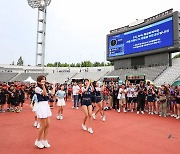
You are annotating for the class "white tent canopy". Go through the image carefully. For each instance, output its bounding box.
[24,76,36,83]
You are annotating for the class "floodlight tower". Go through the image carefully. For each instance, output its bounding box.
[27,0,51,69]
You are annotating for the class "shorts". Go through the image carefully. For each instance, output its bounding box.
[91,95,96,103]
[171,100,176,104]
[0,100,6,105]
[177,98,180,104]
[119,98,126,105]
[127,97,133,104]
[96,96,102,103]
[12,101,20,107]
[57,98,66,106]
[147,96,155,102]
[103,96,108,101]
[82,98,92,106]
[133,97,137,103]
[19,99,25,104]
[7,99,13,105]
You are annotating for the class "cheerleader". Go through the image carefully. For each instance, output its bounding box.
[34,76,55,149]
[176,85,180,120]
[81,79,93,134]
[170,86,177,118]
[55,85,66,120]
[92,81,106,122]
[31,93,40,129]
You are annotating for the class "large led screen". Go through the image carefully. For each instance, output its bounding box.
[108,17,173,57]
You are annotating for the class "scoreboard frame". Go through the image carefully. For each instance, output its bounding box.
[106,11,180,61]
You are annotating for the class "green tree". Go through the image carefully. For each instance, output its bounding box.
[47,63,54,67]
[173,53,180,59]
[81,61,93,67]
[17,56,24,66]
[70,63,75,67]
[100,62,104,66]
[76,63,81,67]
[93,62,101,67]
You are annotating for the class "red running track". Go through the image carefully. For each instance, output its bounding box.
[0,100,180,154]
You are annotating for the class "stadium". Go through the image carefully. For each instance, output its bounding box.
[0,1,180,154]
[0,9,180,85]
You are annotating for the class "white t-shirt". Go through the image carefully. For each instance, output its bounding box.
[73,85,80,95]
[119,88,127,99]
[95,87,101,92]
[133,88,138,97]
[35,87,50,95]
[127,87,133,98]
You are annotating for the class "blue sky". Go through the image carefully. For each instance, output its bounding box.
[0,0,179,66]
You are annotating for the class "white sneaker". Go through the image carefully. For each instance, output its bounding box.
[82,124,87,131]
[37,123,40,129]
[102,116,106,122]
[137,111,139,115]
[35,140,44,149]
[92,113,96,120]
[76,107,79,110]
[72,106,75,109]
[34,121,37,127]
[151,112,154,115]
[41,140,51,148]
[60,115,63,120]
[148,112,151,115]
[171,114,174,117]
[56,115,60,120]
[117,109,120,113]
[141,111,144,114]
[88,128,93,134]
[123,108,127,113]
[174,115,177,118]
[176,116,180,120]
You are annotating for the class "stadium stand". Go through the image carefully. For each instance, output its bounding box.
[153,58,180,86]
[0,58,179,85]
[72,71,109,81]
[11,73,48,82]
[106,65,167,81]
[46,73,77,83]
[0,73,18,82]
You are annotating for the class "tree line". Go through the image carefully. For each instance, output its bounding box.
[46,61,114,67]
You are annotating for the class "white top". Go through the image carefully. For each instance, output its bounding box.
[73,85,80,95]
[119,88,127,99]
[95,87,101,92]
[35,87,43,94]
[133,88,138,97]
[127,87,133,97]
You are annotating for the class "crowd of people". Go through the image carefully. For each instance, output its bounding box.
[67,80,180,119]
[0,77,180,149]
